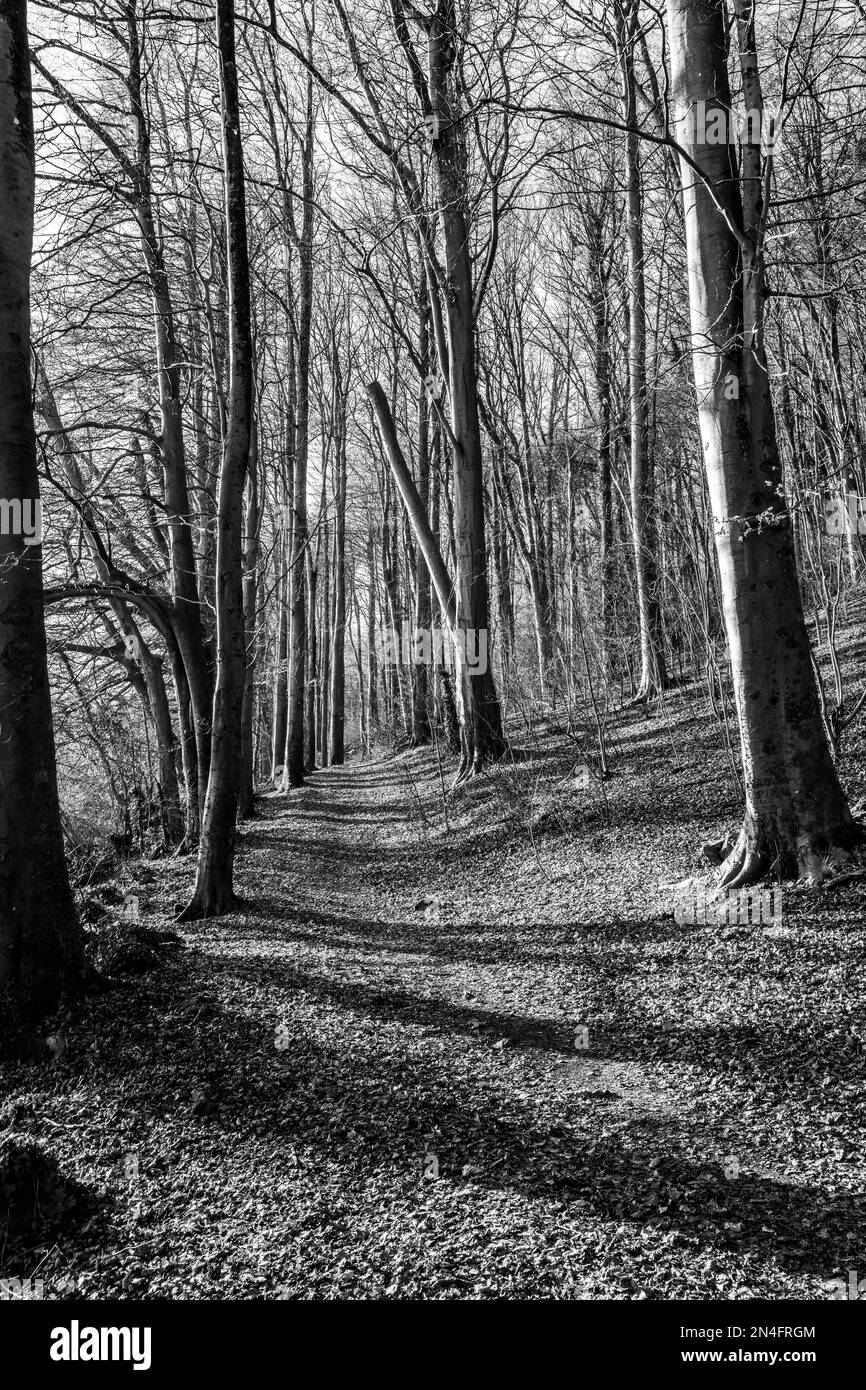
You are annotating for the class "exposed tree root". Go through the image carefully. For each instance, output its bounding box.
[701,831,737,865]
[822,869,866,892]
[626,673,670,708]
[279,774,305,793]
[702,817,866,892]
[717,831,768,890]
[175,889,243,923]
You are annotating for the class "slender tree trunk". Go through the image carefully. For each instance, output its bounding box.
[283,74,314,789]
[319,492,331,764]
[667,0,864,882]
[366,529,379,735]
[382,510,408,732]
[412,273,432,743]
[271,521,289,780]
[239,424,259,819]
[618,0,667,701]
[168,636,199,841]
[351,569,367,753]
[329,416,347,763]
[587,204,615,669]
[0,0,83,1041]
[125,2,213,807]
[305,545,318,770]
[490,467,514,674]
[179,0,252,917]
[429,424,460,751]
[137,633,185,846]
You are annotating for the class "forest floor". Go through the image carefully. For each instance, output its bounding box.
[2,667,866,1300]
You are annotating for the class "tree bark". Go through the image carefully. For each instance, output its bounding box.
[238,423,259,819]
[179,0,252,917]
[282,72,315,789]
[428,0,505,773]
[617,0,667,701]
[366,528,379,736]
[329,400,347,764]
[0,0,83,1042]
[667,0,864,882]
[125,2,213,807]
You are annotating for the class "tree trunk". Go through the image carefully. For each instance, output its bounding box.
[271,520,289,781]
[282,73,314,789]
[36,369,185,846]
[319,491,331,764]
[412,273,432,743]
[667,0,864,882]
[179,0,252,917]
[381,509,408,733]
[618,0,667,701]
[305,550,318,771]
[366,529,379,735]
[490,467,514,674]
[329,414,347,764]
[0,0,83,1041]
[428,1,505,773]
[586,201,615,671]
[239,423,259,819]
[125,2,213,807]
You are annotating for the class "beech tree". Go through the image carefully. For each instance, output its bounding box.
[180,0,253,917]
[666,0,865,882]
[0,0,82,1039]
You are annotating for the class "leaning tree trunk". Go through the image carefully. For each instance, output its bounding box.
[667,0,864,883]
[0,0,83,1042]
[179,0,252,918]
[36,371,186,845]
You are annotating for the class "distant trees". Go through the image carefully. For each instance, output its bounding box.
[0,0,859,939]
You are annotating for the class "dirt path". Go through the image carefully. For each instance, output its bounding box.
[3,740,864,1300]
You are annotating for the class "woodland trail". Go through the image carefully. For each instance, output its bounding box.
[4,741,865,1299]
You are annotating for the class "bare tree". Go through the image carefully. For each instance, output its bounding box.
[0,0,82,1042]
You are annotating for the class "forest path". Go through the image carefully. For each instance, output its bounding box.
[7,742,862,1299]
[246,754,678,1132]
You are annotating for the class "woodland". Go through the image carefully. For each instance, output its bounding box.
[0,0,864,1302]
